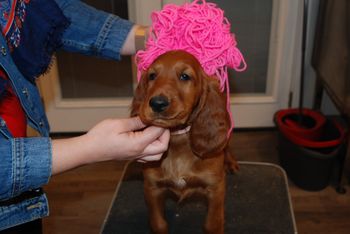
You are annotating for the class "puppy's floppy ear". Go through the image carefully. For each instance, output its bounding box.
[130,73,148,117]
[189,75,230,158]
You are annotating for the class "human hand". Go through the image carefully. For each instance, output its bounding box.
[121,25,150,55]
[84,116,170,163]
[51,117,169,175]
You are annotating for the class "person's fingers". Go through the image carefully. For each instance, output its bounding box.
[118,116,146,132]
[135,126,168,147]
[140,129,170,156]
[158,129,170,145]
[137,153,163,163]
[135,130,170,162]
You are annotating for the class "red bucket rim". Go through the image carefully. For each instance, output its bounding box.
[277,120,346,148]
[275,108,326,134]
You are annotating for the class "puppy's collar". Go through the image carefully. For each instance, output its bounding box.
[171,125,191,136]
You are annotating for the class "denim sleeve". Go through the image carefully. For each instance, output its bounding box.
[55,0,134,60]
[0,138,52,201]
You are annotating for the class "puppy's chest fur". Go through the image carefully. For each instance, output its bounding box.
[156,134,221,194]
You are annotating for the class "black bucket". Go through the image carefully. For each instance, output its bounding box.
[275,110,347,191]
[278,130,345,191]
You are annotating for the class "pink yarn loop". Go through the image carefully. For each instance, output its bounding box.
[136,0,247,135]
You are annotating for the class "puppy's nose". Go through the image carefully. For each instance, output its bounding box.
[149,95,169,113]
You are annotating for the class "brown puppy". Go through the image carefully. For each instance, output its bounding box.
[131,50,238,234]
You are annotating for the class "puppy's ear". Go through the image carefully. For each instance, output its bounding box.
[130,74,147,117]
[189,76,230,158]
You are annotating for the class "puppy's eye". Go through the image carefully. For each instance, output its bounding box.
[149,73,157,81]
[180,73,191,81]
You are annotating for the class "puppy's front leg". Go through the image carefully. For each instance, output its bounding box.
[204,178,225,234]
[144,185,168,234]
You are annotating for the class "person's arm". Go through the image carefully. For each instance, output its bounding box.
[0,117,169,200]
[0,138,51,201]
[51,117,170,175]
[54,0,147,59]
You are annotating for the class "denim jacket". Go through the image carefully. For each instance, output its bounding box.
[0,0,133,230]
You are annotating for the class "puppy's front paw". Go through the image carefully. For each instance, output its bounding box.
[225,158,239,174]
[224,150,239,174]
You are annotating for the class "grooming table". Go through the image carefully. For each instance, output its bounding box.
[101,162,297,234]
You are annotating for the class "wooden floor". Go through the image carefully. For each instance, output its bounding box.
[43,130,350,234]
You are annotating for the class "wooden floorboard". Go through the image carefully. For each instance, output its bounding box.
[43,130,350,234]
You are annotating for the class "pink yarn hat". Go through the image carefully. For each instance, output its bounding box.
[136,0,247,134]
